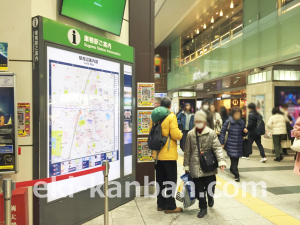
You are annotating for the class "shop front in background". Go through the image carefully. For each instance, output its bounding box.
[172,91,197,114]
[213,90,247,120]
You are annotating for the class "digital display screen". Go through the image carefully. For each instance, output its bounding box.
[275,87,300,125]
[124,65,132,176]
[61,0,126,35]
[47,46,120,201]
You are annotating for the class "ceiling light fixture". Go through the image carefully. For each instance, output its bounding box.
[226,15,229,18]
[196,29,200,34]
[220,9,223,17]
[204,23,207,29]
[211,16,214,23]
[230,0,234,8]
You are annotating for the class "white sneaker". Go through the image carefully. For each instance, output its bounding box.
[241,156,246,159]
[246,157,249,160]
[260,157,267,163]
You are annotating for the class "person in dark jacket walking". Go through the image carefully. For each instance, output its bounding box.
[200,99,214,129]
[219,107,248,182]
[245,103,267,162]
[220,106,229,126]
[177,103,194,151]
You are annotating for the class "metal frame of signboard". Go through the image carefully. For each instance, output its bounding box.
[0,72,18,175]
[32,16,136,225]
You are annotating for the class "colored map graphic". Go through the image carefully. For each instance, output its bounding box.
[50,62,119,164]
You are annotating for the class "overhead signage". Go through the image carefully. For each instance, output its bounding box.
[137,83,155,107]
[0,43,8,71]
[154,93,167,98]
[193,70,210,81]
[222,94,231,99]
[41,17,134,63]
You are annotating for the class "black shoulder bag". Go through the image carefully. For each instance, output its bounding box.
[196,129,218,173]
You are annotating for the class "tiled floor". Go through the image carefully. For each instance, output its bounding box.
[83,149,300,225]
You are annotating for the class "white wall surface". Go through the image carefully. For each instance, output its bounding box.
[0,0,130,224]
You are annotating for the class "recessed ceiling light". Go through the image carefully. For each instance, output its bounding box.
[226,15,229,18]
[226,86,229,87]
[216,12,218,14]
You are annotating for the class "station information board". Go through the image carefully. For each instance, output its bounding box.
[47,46,120,178]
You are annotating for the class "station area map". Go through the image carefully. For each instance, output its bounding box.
[48,59,120,177]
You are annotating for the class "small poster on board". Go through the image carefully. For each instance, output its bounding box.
[17,102,31,137]
[137,83,155,107]
[252,95,265,121]
[138,138,154,162]
[0,43,8,71]
[137,110,152,135]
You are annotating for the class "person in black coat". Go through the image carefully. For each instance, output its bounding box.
[220,106,229,126]
[219,107,248,182]
[246,103,267,162]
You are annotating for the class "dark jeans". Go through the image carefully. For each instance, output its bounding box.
[230,157,240,179]
[193,175,216,209]
[273,134,285,158]
[155,160,177,210]
[248,135,266,158]
[180,130,189,151]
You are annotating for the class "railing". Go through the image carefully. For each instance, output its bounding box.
[180,23,243,66]
[1,161,110,225]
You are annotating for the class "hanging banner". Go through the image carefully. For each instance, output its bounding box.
[137,110,152,135]
[138,138,154,162]
[0,43,8,71]
[137,83,155,107]
[17,103,31,138]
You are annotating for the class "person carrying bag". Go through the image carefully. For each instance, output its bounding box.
[183,110,226,219]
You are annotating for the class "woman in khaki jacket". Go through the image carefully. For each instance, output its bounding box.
[184,110,226,218]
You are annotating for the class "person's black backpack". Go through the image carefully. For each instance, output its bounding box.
[255,114,265,135]
[148,113,170,164]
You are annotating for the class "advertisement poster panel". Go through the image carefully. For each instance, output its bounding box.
[0,75,16,172]
[0,43,8,71]
[137,110,152,135]
[138,138,154,162]
[252,95,266,121]
[17,102,31,137]
[137,83,154,107]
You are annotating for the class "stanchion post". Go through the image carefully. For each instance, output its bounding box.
[102,160,110,225]
[2,178,13,225]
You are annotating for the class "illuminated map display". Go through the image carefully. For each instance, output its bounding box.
[47,46,120,179]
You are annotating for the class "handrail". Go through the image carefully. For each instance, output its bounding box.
[180,23,243,66]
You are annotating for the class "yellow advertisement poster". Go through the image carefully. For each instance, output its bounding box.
[137,83,155,107]
[138,138,154,162]
[137,110,152,135]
